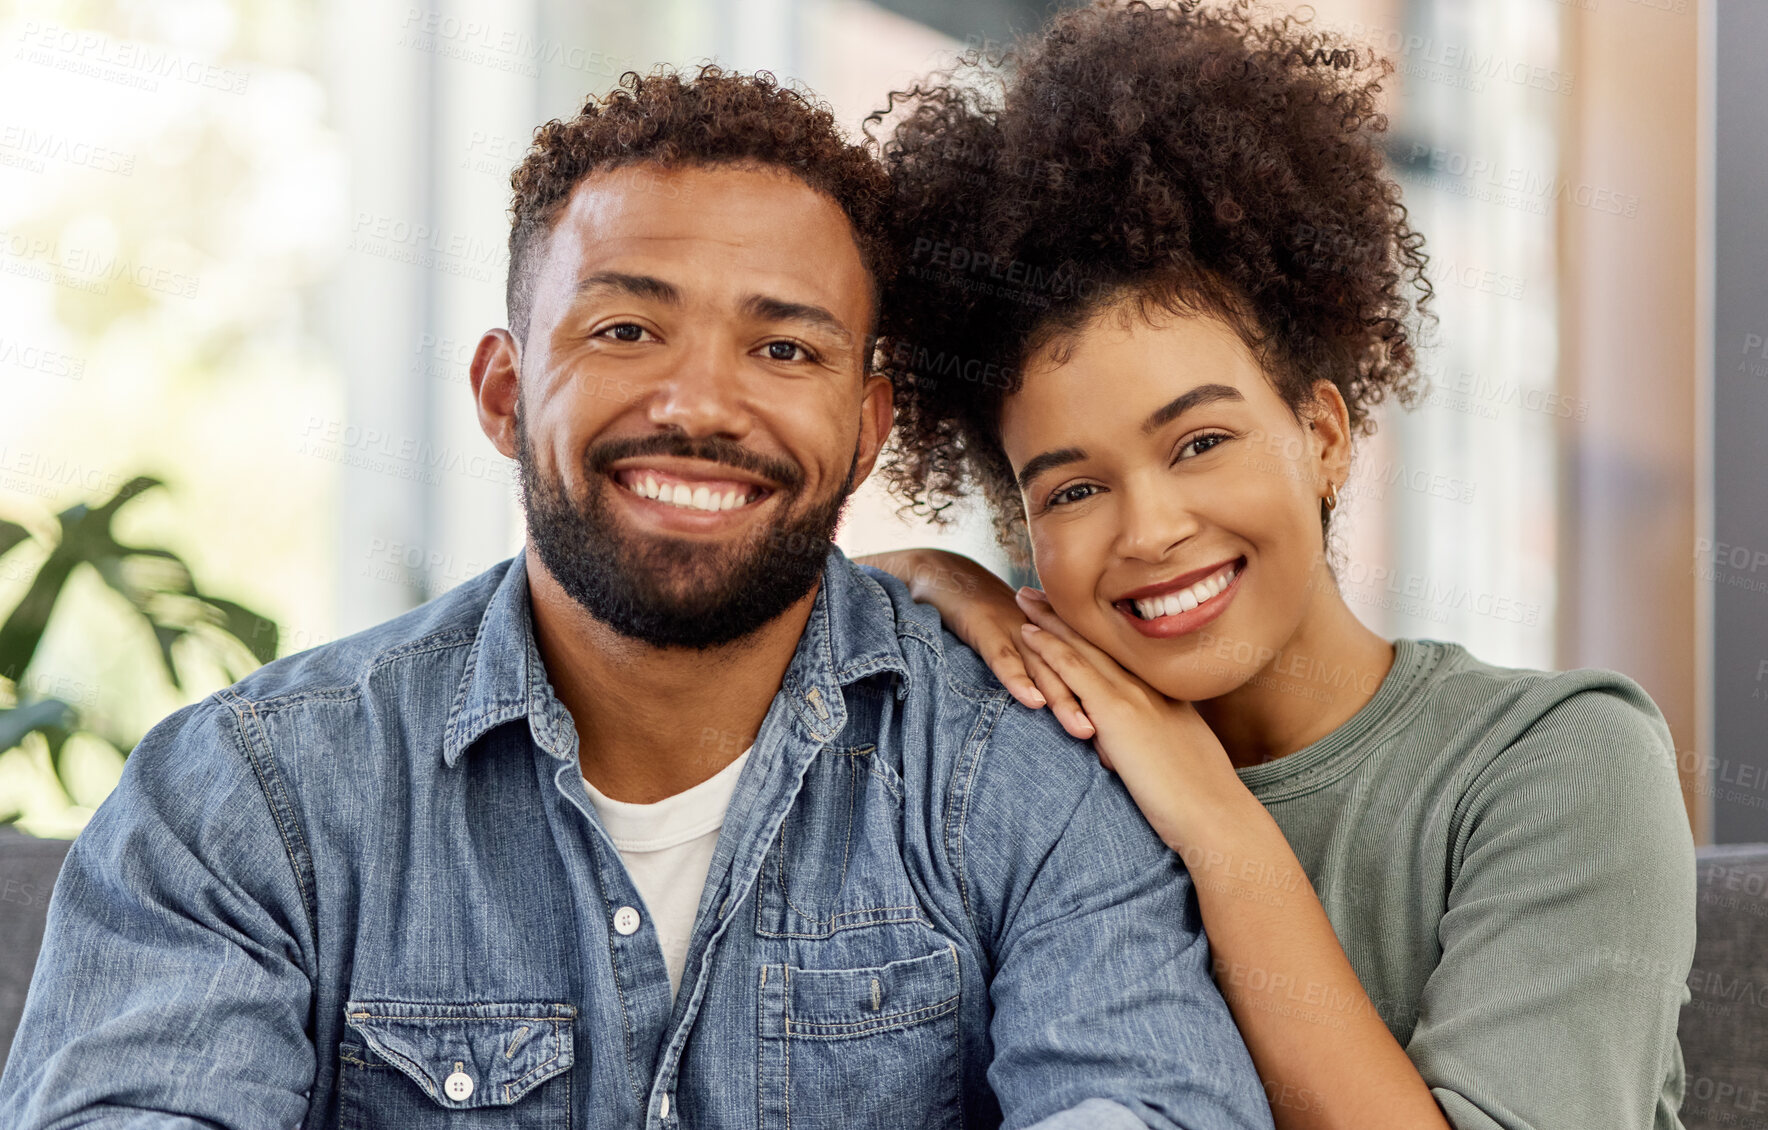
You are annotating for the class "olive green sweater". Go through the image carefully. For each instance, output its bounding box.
[1234,638,1696,1130]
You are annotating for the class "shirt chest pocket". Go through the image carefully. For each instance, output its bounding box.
[754,743,930,938]
[337,1001,575,1129]
[757,944,963,1130]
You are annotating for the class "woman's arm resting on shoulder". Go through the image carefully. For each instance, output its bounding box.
[854,547,1096,736]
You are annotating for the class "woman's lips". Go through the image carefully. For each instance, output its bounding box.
[1113,557,1244,639]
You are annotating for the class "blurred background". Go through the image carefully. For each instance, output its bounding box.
[0,0,1757,845]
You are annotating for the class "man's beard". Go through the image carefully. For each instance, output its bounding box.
[515,411,859,650]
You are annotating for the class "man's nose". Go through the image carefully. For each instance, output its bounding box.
[645,338,754,439]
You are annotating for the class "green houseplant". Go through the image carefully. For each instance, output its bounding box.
[0,476,278,830]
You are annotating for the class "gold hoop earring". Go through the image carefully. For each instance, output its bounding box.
[1324,482,1339,511]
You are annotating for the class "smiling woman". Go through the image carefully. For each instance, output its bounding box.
[999,312,1350,694]
[858,2,1698,1128]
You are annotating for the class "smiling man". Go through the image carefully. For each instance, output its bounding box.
[0,68,1271,1130]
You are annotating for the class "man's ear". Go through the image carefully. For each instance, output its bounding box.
[1305,378,1354,487]
[848,372,896,487]
[472,329,521,459]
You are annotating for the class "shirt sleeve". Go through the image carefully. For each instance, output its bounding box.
[958,699,1275,1130]
[0,696,317,1128]
[1405,680,1697,1130]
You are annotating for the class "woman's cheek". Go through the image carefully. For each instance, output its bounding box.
[1028,517,1094,602]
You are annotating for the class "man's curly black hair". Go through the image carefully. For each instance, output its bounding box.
[507,65,895,346]
[868,0,1433,556]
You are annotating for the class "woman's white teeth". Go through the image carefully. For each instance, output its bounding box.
[1131,562,1238,620]
[626,474,750,512]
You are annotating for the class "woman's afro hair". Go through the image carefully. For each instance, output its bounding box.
[868,0,1433,554]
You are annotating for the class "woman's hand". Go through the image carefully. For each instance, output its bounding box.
[1013,587,1253,850]
[853,549,1094,737]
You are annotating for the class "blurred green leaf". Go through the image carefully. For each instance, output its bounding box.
[203,597,279,666]
[0,476,279,827]
[0,520,31,561]
[0,545,79,683]
[0,699,77,751]
[0,698,78,825]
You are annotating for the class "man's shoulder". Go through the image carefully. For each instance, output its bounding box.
[850,561,996,702]
[222,557,514,712]
[850,560,1109,796]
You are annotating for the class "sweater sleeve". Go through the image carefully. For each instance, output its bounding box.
[1404,679,1696,1130]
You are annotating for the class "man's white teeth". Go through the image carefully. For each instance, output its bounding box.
[1132,562,1238,620]
[625,474,751,512]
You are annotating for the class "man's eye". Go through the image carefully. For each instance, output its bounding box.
[599,323,649,343]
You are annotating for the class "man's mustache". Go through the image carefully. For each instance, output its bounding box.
[584,432,806,493]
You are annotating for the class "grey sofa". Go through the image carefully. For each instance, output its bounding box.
[1679,843,1768,1130]
[1,831,1765,1122]
[0,828,73,1067]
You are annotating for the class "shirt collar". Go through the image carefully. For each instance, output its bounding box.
[442,543,914,767]
[442,547,572,767]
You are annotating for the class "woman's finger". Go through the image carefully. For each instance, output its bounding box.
[1017,588,1162,700]
[1016,634,1092,738]
[1020,622,1121,723]
[951,604,1044,709]
[986,637,1046,709]
[1014,588,1125,677]
[1017,634,1075,712]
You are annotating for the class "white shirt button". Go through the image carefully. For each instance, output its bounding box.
[613,905,642,935]
[443,1070,474,1101]
[660,1092,671,1118]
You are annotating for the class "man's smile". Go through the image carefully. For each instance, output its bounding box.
[611,458,775,507]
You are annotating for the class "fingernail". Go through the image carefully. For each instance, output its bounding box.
[1026,690,1047,707]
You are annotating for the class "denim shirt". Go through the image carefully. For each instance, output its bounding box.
[1,547,1271,1130]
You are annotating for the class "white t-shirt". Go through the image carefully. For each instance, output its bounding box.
[580,747,751,1006]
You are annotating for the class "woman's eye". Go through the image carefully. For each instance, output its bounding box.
[599,323,651,343]
[1176,432,1230,460]
[764,340,811,362]
[1047,483,1099,508]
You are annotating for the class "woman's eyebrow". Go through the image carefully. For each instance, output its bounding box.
[1016,383,1247,492]
[1017,447,1087,492]
[1140,383,1244,434]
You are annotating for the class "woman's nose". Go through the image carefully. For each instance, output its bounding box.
[1113,479,1199,562]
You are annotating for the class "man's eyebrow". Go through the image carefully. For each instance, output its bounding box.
[572,271,682,304]
[1017,447,1088,493]
[1141,383,1244,434]
[739,293,850,340]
